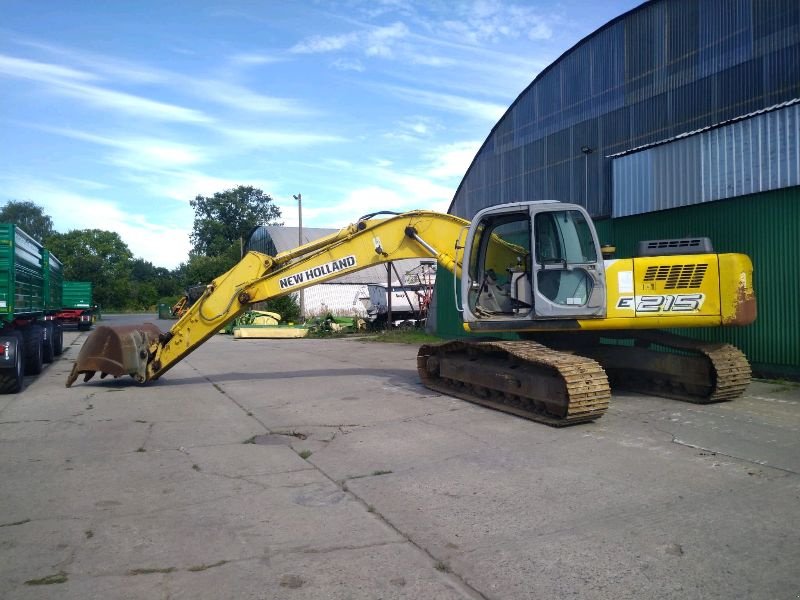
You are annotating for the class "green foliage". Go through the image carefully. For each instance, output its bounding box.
[261,295,301,323]
[46,229,135,310]
[184,243,241,286]
[129,258,183,309]
[362,329,443,344]
[0,200,55,243]
[189,185,281,256]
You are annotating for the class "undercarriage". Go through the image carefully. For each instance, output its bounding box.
[417,331,750,426]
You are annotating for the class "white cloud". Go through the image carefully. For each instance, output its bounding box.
[426,140,482,178]
[186,80,312,115]
[34,126,209,171]
[1,180,192,268]
[0,56,213,124]
[331,58,365,72]
[442,1,553,44]
[365,22,409,57]
[154,173,275,205]
[56,81,212,123]
[0,54,97,82]
[220,127,346,148]
[290,22,409,61]
[228,52,281,66]
[13,40,169,84]
[407,53,456,67]
[382,84,506,121]
[290,32,359,54]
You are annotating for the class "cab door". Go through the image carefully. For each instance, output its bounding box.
[531,206,606,318]
[460,202,606,324]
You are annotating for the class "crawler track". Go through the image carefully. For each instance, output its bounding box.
[417,340,610,426]
[577,331,752,404]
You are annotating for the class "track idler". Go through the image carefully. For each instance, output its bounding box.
[66,323,163,387]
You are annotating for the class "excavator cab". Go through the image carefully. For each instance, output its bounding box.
[461,201,606,328]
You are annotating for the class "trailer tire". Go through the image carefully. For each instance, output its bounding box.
[53,323,64,356]
[42,322,55,363]
[0,332,25,393]
[23,325,44,376]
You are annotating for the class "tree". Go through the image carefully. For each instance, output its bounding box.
[184,244,241,286]
[190,185,282,257]
[0,200,55,243]
[130,258,183,308]
[46,230,134,310]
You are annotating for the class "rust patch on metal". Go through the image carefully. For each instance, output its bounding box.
[724,284,757,326]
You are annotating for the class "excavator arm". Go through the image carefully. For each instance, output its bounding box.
[66,211,468,387]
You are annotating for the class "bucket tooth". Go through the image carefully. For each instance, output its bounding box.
[66,324,163,388]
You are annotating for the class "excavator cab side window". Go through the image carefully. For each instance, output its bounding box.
[467,212,532,317]
[533,210,600,310]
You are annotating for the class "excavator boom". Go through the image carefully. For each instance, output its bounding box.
[67,211,468,386]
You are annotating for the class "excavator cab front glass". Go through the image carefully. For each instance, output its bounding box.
[534,210,596,306]
[468,212,532,316]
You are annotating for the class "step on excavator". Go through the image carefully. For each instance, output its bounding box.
[66,201,756,426]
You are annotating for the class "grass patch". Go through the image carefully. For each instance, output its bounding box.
[25,572,68,585]
[362,329,443,345]
[298,449,312,460]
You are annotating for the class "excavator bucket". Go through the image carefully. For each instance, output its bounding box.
[66,323,163,387]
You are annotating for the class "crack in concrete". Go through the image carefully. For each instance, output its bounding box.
[183,358,489,600]
[654,423,799,476]
[0,518,31,528]
[279,539,406,557]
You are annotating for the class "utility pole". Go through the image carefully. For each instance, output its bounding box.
[293,193,304,320]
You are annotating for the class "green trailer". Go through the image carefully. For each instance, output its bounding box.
[0,224,65,392]
[57,281,95,330]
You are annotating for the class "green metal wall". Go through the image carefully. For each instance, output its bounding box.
[434,187,800,378]
[594,186,799,378]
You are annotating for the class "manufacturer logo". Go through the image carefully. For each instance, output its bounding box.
[278,256,357,290]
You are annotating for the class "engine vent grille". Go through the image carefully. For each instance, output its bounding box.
[643,264,709,289]
[636,237,713,256]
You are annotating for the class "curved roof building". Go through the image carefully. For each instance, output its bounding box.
[450,0,800,220]
[439,0,800,377]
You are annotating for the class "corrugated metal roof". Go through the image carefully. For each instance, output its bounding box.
[612,100,800,217]
[608,98,800,158]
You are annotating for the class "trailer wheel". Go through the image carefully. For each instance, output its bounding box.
[42,322,55,363]
[53,323,64,356]
[23,325,44,376]
[0,332,25,393]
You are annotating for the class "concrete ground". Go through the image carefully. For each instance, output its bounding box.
[0,316,798,599]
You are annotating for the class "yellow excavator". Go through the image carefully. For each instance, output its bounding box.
[66,201,756,426]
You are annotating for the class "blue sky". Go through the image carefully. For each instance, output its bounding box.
[0,0,641,268]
